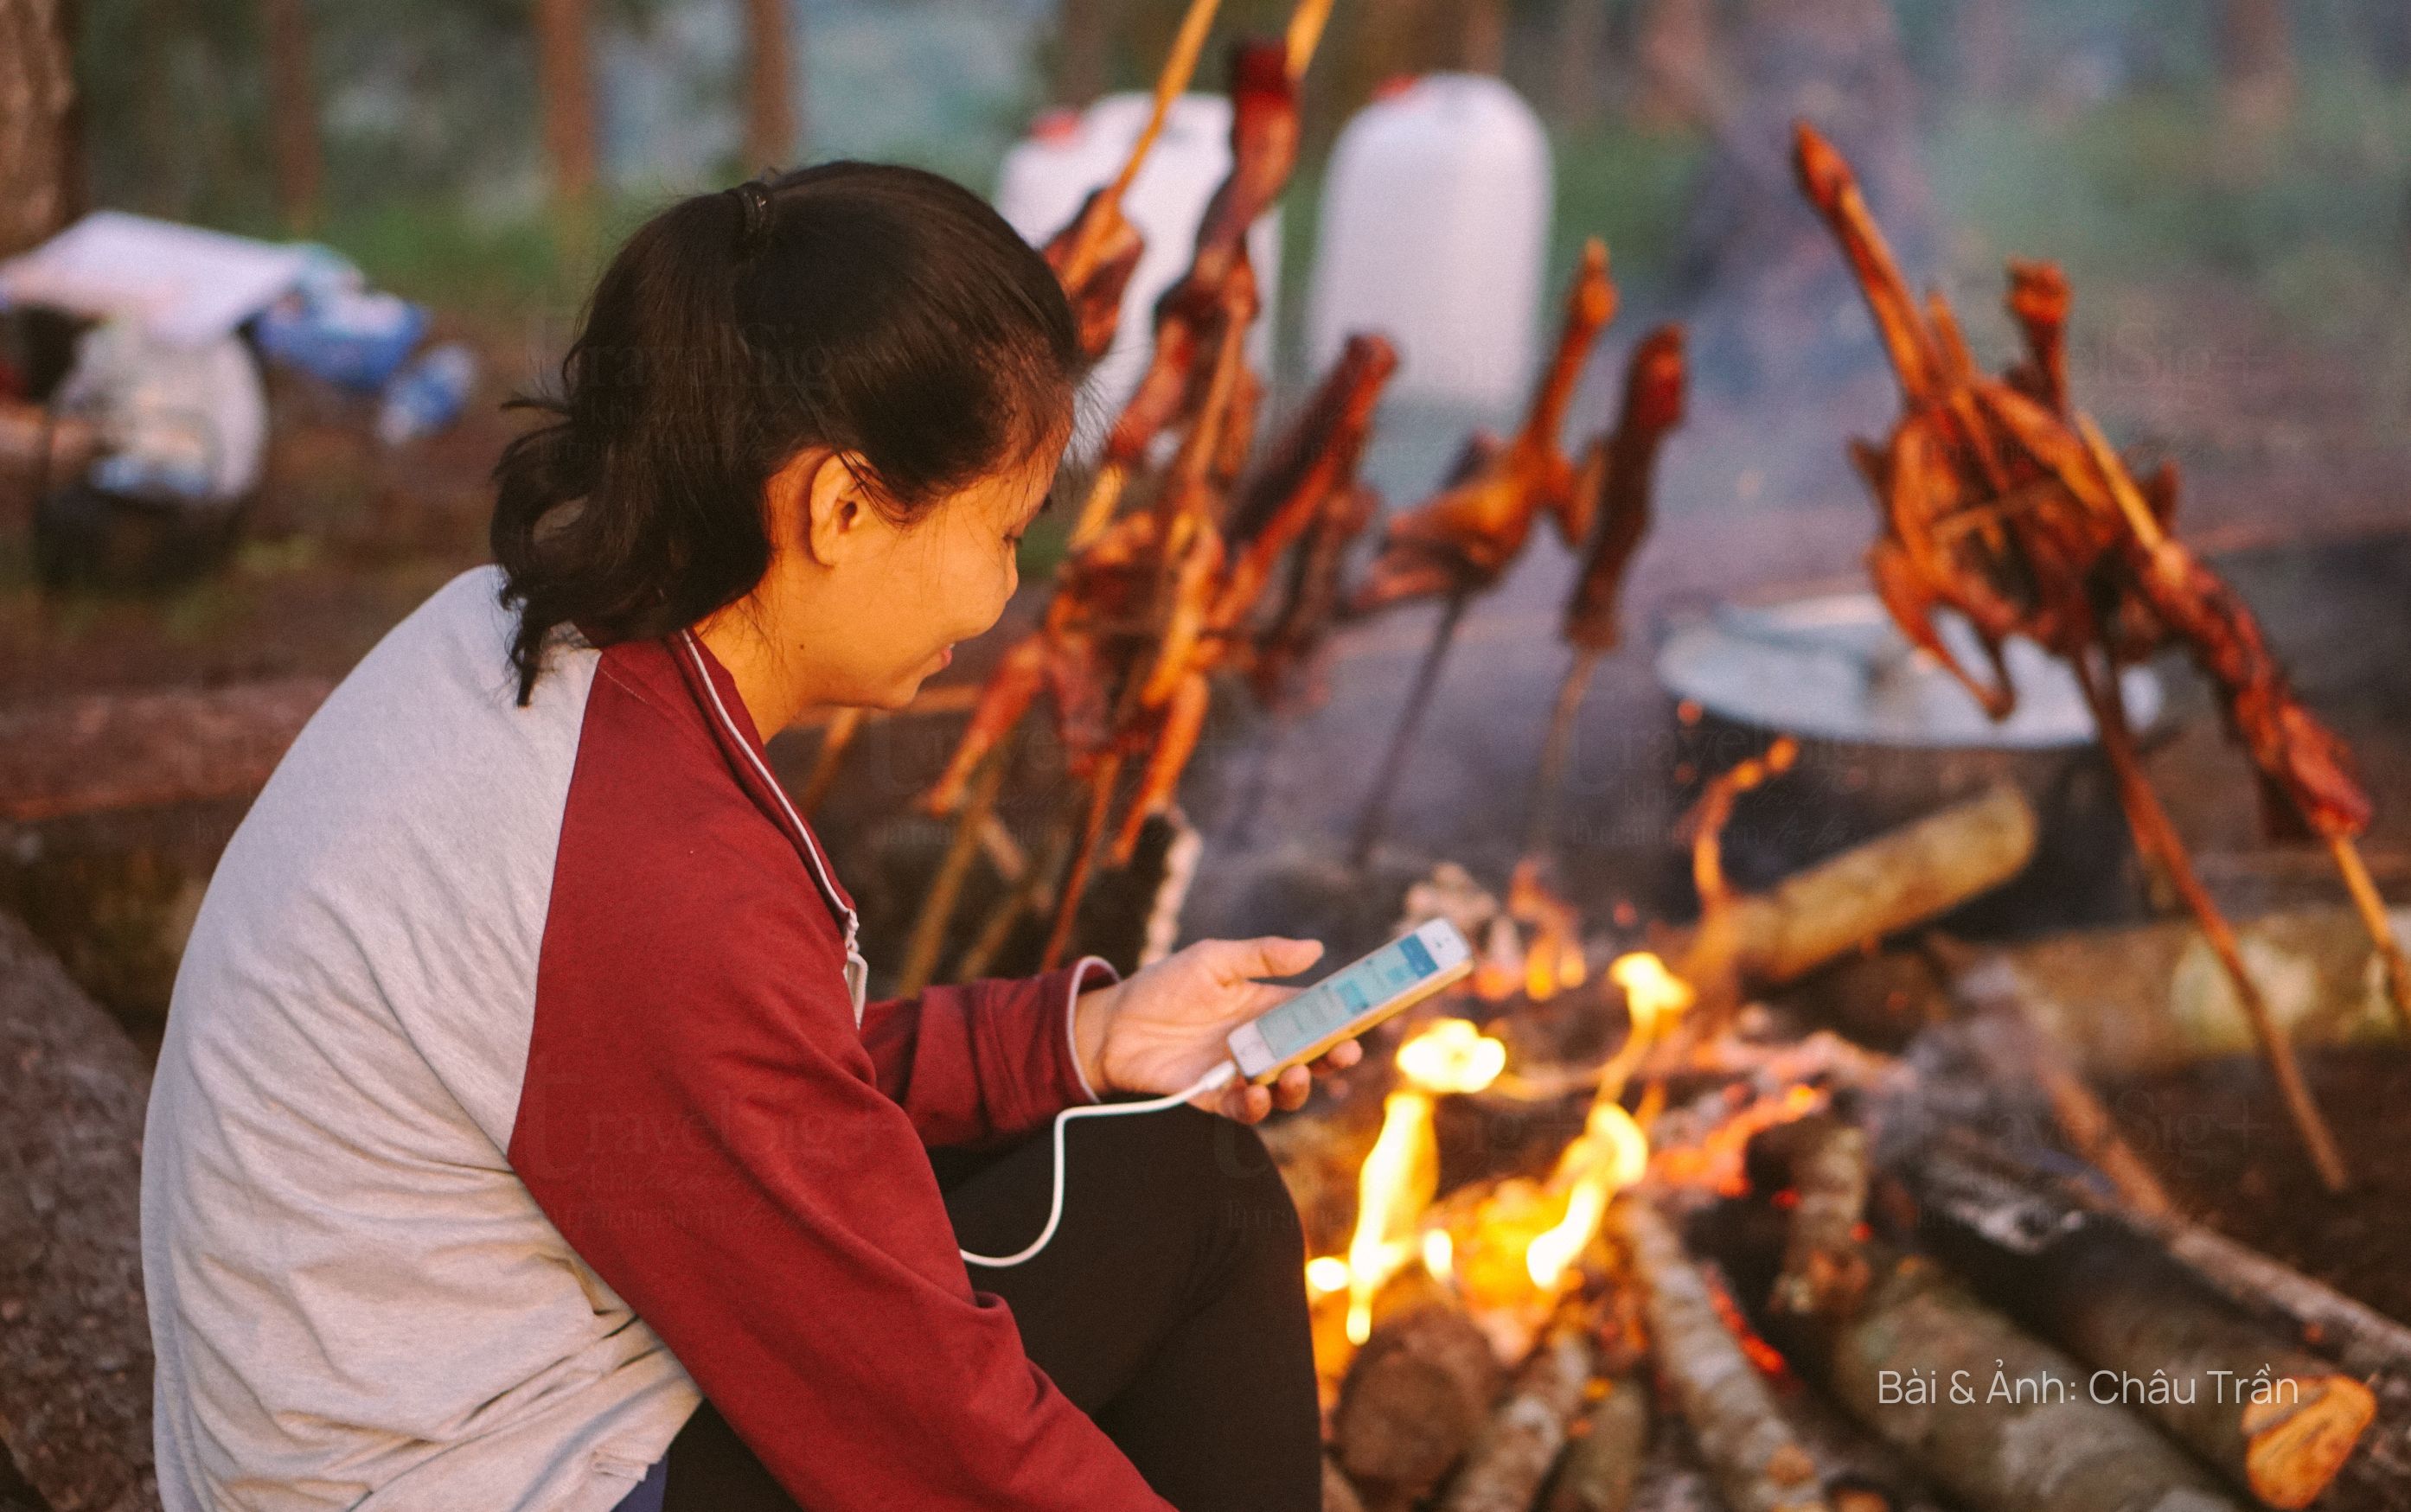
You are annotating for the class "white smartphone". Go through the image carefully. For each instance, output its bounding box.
[1226,919,1474,1085]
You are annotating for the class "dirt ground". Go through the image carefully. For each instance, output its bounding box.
[2107,1045,2411,1327]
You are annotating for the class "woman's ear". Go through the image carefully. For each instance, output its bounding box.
[769,449,880,567]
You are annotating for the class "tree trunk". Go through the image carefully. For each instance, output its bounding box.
[0,0,79,258]
[1633,0,1717,125]
[535,0,598,234]
[1460,0,1507,75]
[1551,0,1611,126]
[2219,0,2292,127]
[1053,0,1116,107]
[0,910,158,1512]
[741,0,798,169]
[1612,1197,1832,1512]
[259,0,322,233]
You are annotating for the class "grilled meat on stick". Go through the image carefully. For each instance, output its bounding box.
[2073,418,2409,1031]
[1031,272,1259,963]
[1795,121,2358,1190]
[1043,0,1225,360]
[1526,325,1686,855]
[1347,239,1617,614]
[1074,35,1307,544]
[1344,241,1618,864]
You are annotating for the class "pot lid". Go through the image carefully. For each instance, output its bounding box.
[1655,592,2165,750]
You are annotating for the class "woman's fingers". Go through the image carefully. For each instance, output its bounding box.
[1316,1039,1364,1074]
[1216,1079,1275,1123]
[1273,1064,1314,1112]
[1213,935,1324,985]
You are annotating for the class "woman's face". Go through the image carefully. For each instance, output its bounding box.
[744,433,1063,718]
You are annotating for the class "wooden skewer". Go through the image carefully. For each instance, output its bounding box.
[895,745,1010,995]
[1522,644,1600,855]
[1069,462,1129,549]
[1054,0,1224,290]
[2080,413,2411,1037]
[2071,649,2350,1193]
[796,705,864,816]
[1348,591,1468,867]
[2329,834,2411,1037]
[1285,0,1338,78]
[1041,752,1125,969]
[956,819,1071,982]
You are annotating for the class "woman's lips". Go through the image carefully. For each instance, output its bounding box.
[934,645,954,669]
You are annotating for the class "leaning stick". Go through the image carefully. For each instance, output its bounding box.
[1285,0,1338,78]
[955,818,1071,980]
[894,746,1009,994]
[1348,591,1468,867]
[1055,0,1225,290]
[2070,651,2350,1191]
[2080,414,2411,1038]
[1523,644,1602,854]
[797,706,864,816]
[2327,835,2411,1035]
[1040,753,1125,970]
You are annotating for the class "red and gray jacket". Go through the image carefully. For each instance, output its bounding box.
[140,566,1173,1511]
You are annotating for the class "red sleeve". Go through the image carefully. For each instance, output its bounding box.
[506,667,1169,1511]
[858,959,1113,1149]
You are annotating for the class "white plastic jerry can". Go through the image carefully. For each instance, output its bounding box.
[995,91,1282,424]
[1307,74,1553,413]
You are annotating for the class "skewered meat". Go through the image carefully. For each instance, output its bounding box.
[1215,335,1398,629]
[1349,240,1617,616]
[1103,40,1300,473]
[1045,188,1147,363]
[1250,481,1378,711]
[1563,325,1685,653]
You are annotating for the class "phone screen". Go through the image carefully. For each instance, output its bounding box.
[1252,930,1444,1062]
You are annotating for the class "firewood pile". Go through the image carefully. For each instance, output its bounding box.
[1275,804,2410,1511]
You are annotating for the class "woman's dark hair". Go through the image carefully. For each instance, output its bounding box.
[491,162,1083,701]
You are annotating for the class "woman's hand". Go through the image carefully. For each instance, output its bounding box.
[1073,937,1362,1123]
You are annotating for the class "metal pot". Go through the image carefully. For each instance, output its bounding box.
[1653,592,2171,939]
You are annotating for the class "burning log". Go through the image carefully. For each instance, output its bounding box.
[1708,782,2037,989]
[1908,1145,2378,1510]
[1439,1322,1596,1512]
[1542,1376,1649,1512]
[1744,1121,2249,1512]
[1610,1196,1832,1512]
[1755,1114,1871,1324]
[1333,1295,1508,1509]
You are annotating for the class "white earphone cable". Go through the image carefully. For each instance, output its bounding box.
[958,1061,1240,1268]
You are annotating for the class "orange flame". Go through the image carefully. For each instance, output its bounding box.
[1525,1100,1651,1288]
[1332,1021,1509,1343]
[1508,858,1588,1001]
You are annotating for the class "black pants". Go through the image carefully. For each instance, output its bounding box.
[660,1104,1322,1511]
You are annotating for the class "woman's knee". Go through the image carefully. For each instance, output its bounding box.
[1079,1104,1302,1258]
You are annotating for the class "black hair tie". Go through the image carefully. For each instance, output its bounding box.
[727,177,777,259]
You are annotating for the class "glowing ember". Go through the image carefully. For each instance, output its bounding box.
[1394,1017,1506,1094]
